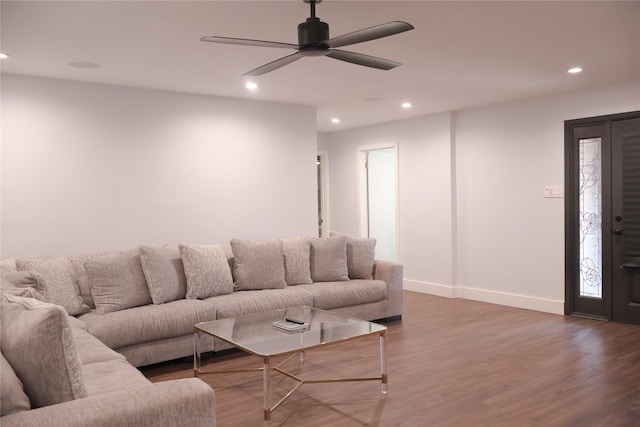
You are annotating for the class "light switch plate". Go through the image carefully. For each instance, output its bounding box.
[544,185,564,198]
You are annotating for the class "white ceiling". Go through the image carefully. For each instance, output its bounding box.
[2,1,639,132]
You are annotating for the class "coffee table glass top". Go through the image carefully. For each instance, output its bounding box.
[195,306,386,357]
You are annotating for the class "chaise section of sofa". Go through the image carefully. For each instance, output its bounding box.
[0,294,216,426]
[1,379,216,427]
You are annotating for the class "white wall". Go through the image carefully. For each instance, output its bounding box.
[455,82,640,313]
[321,112,455,293]
[323,82,640,314]
[1,74,318,258]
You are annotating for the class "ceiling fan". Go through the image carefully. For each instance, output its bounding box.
[200,0,414,76]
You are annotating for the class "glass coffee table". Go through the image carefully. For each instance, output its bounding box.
[194,306,388,421]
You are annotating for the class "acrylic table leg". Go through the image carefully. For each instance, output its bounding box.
[299,351,306,365]
[194,330,202,378]
[380,330,388,394]
[263,356,272,421]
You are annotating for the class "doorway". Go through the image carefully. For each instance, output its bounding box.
[358,145,398,262]
[565,111,640,324]
[317,152,330,238]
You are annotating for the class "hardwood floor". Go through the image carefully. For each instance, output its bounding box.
[141,291,640,426]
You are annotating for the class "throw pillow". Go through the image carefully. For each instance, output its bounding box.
[231,238,287,290]
[84,253,153,315]
[331,233,377,280]
[138,245,187,304]
[15,257,90,316]
[281,236,312,285]
[0,294,88,408]
[179,243,234,299]
[1,258,17,272]
[69,250,120,309]
[309,236,349,282]
[69,257,94,309]
[0,268,41,290]
[0,277,45,301]
[0,352,31,416]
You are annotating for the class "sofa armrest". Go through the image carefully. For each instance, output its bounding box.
[373,260,403,319]
[1,378,216,427]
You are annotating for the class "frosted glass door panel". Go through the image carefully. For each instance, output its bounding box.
[367,148,396,262]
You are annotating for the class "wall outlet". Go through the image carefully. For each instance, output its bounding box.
[544,185,564,198]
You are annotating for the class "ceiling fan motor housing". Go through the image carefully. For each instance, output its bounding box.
[298,17,330,55]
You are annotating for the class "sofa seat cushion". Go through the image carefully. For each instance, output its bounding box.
[81,359,150,396]
[118,334,213,368]
[204,288,313,319]
[297,280,388,310]
[77,299,216,349]
[72,328,126,365]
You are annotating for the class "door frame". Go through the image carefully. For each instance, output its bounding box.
[564,110,640,320]
[317,151,331,238]
[357,143,400,260]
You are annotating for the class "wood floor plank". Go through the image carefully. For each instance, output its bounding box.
[141,291,640,426]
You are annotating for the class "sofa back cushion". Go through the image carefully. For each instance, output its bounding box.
[281,237,313,285]
[84,253,153,315]
[0,352,31,416]
[309,236,349,282]
[231,239,287,290]
[0,294,88,408]
[138,245,187,304]
[179,243,234,299]
[15,257,90,316]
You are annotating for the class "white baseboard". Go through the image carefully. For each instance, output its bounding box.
[403,279,455,298]
[403,279,564,315]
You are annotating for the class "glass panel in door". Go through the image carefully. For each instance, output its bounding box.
[578,137,603,299]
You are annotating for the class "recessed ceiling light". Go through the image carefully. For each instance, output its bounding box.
[0,53,8,59]
[331,118,341,124]
[245,82,258,90]
[567,67,582,74]
[68,61,100,69]
[402,102,413,109]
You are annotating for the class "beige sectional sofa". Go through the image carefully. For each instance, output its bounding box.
[0,234,403,425]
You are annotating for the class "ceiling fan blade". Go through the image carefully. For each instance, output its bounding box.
[200,36,298,50]
[326,49,401,70]
[243,52,304,76]
[325,21,414,49]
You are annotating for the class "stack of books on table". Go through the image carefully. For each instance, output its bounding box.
[272,319,310,333]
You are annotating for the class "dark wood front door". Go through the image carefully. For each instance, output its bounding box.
[565,111,640,324]
[611,117,640,323]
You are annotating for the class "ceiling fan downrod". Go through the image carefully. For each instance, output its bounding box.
[304,0,322,18]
